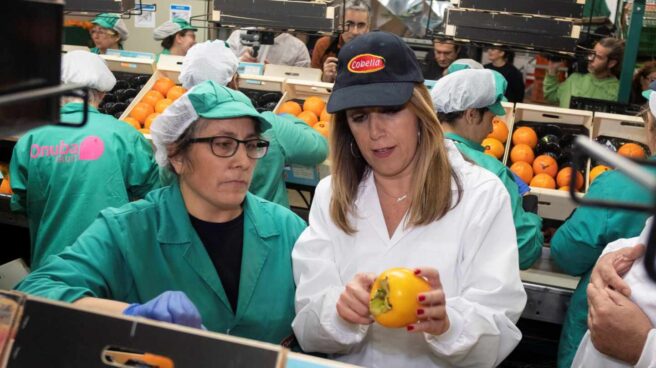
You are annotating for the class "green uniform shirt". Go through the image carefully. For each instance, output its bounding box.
[446,133,543,269]
[550,159,656,368]
[15,182,307,344]
[10,103,160,269]
[250,112,328,207]
[543,73,619,108]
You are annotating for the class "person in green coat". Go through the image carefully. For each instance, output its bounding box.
[15,80,307,344]
[153,19,197,60]
[431,68,543,269]
[10,50,160,269]
[544,37,624,108]
[178,40,328,207]
[89,13,128,55]
[550,95,656,368]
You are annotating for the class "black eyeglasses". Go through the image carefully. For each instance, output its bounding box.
[189,136,270,159]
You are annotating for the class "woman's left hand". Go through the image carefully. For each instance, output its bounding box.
[406,267,450,336]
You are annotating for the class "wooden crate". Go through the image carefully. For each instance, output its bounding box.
[497,101,516,163]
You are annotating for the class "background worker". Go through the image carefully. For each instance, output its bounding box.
[179,41,328,207]
[153,19,197,59]
[484,47,525,103]
[431,68,543,269]
[10,50,160,269]
[631,61,656,105]
[89,13,128,54]
[422,38,465,80]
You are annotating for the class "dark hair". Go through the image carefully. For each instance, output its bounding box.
[597,37,625,77]
[434,38,461,53]
[632,61,656,102]
[160,30,192,50]
[489,46,515,64]
[437,107,487,124]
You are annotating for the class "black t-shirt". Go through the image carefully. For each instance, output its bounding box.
[485,62,525,103]
[189,212,244,313]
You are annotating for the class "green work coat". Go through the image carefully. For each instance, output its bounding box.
[250,112,328,207]
[550,159,656,368]
[15,182,307,344]
[446,133,543,269]
[10,103,160,269]
[543,73,619,108]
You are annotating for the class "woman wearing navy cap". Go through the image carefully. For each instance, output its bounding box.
[291,31,526,367]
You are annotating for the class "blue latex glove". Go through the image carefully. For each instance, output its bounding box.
[511,172,530,196]
[123,291,203,329]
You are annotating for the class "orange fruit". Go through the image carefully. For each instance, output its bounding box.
[166,86,187,101]
[0,178,12,195]
[510,143,535,164]
[155,98,173,113]
[530,173,556,189]
[145,90,165,101]
[559,186,571,192]
[533,154,558,178]
[303,96,326,118]
[320,108,332,122]
[122,117,141,129]
[129,103,154,124]
[617,142,647,159]
[278,101,303,116]
[481,137,505,160]
[297,111,319,126]
[139,128,150,135]
[152,77,175,97]
[488,118,509,143]
[556,167,584,190]
[140,94,161,108]
[313,121,330,139]
[144,112,160,130]
[590,165,612,182]
[510,161,534,185]
[512,126,538,149]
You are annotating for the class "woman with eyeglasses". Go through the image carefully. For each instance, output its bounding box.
[89,13,129,54]
[16,81,307,345]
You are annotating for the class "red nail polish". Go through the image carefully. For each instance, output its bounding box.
[406,325,414,331]
[418,295,426,302]
[417,308,424,315]
[414,269,421,275]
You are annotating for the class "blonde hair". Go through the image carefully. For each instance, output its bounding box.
[329,84,462,234]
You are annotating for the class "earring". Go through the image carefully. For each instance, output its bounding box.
[350,140,362,158]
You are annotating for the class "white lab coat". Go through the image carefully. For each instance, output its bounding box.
[227,30,311,67]
[292,140,526,368]
[572,218,656,368]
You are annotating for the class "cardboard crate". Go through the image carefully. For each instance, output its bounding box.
[264,64,322,82]
[508,103,593,220]
[277,79,333,187]
[156,54,184,84]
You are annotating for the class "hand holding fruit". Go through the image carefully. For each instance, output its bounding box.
[322,57,338,82]
[406,267,450,336]
[337,272,377,325]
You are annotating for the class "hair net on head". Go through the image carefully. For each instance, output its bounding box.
[92,13,129,41]
[153,19,197,41]
[431,69,508,116]
[642,81,656,117]
[179,41,239,90]
[61,50,116,92]
[150,80,271,168]
[447,59,484,74]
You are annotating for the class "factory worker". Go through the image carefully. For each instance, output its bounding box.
[550,83,656,368]
[179,40,328,207]
[15,81,307,344]
[9,50,160,269]
[227,30,311,67]
[291,31,526,368]
[153,19,197,59]
[431,69,543,270]
[89,13,129,55]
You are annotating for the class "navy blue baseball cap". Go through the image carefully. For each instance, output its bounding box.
[326,31,424,113]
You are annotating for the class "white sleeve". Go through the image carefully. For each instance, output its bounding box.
[226,30,245,57]
[636,329,656,368]
[290,36,311,68]
[291,179,369,354]
[425,179,526,367]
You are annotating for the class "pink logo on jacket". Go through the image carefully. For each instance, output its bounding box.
[30,136,105,162]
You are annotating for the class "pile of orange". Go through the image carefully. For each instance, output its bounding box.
[124,77,186,134]
[508,126,540,185]
[482,118,509,161]
[277,96,331,139]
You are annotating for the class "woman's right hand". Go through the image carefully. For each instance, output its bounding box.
[337,273,377,325]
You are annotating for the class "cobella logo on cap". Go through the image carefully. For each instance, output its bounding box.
[348,54,385,74]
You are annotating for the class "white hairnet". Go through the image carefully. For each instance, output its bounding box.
[447,59,484,74]
[150,91,199,167]
[179,40,239,89]
[650,93,656,118]
[113,18,129,41]
[431,69,505,114]
[61,50,116,92]
[154,21,180,40]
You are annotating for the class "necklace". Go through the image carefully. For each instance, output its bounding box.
[375,181,409,203]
